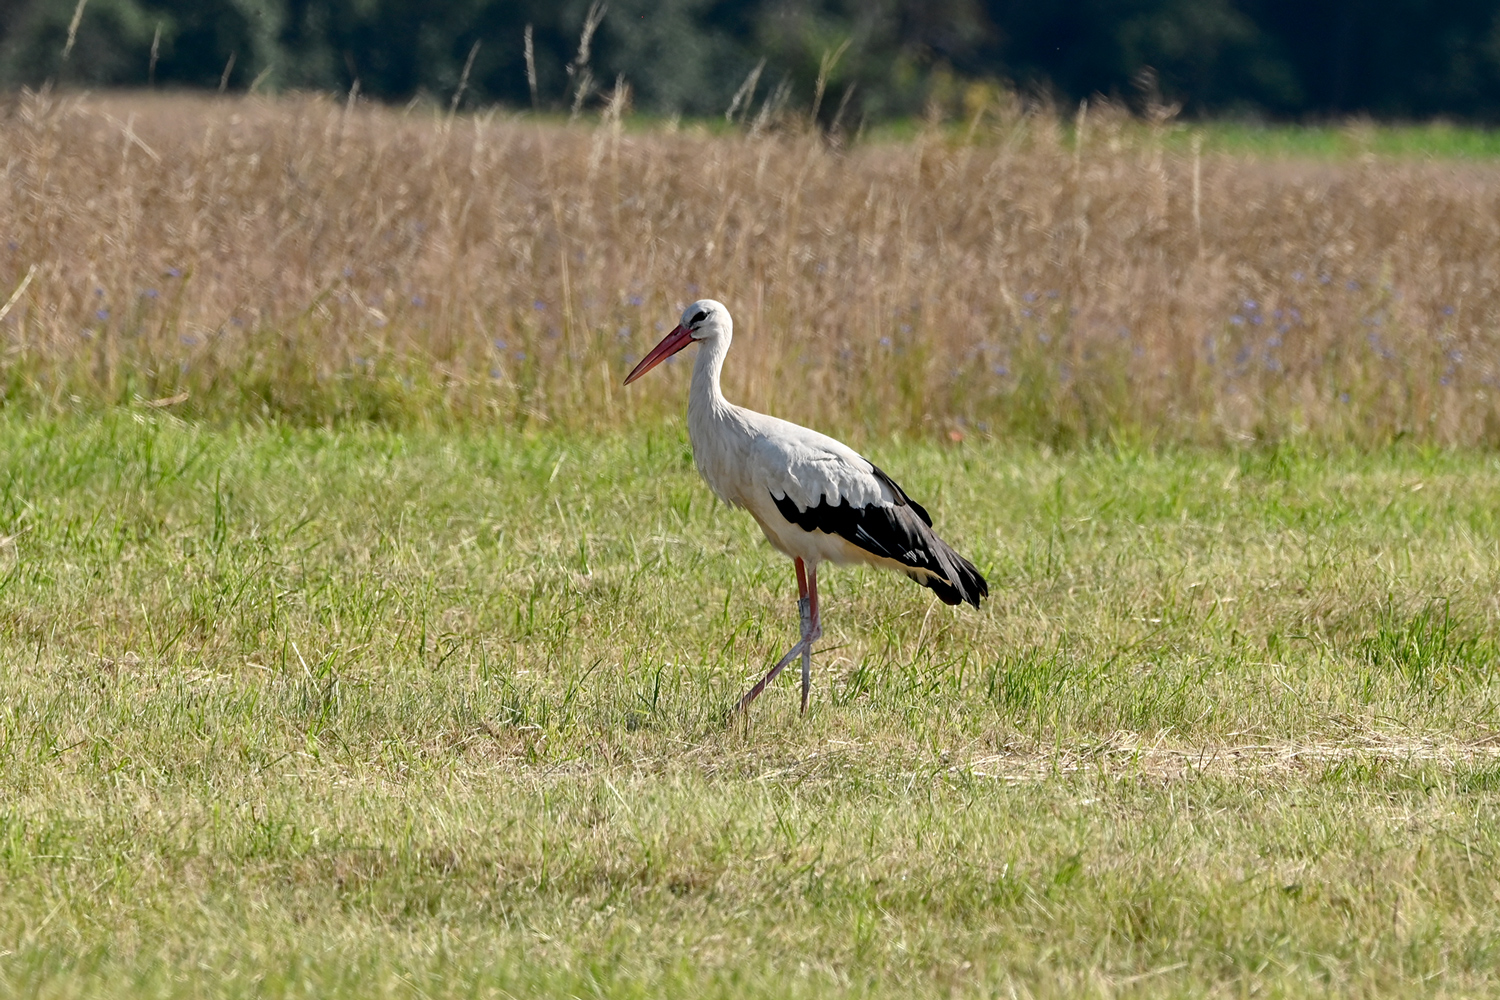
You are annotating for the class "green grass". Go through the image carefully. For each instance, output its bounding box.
[854,113,1500,159]
[1170,120,1500,159]
[571,103,1500,160]
[2,411,1500,997]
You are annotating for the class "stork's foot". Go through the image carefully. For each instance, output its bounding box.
[732,599,823,718]
[731,637,810,716]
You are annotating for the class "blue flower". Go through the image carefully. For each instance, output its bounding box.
[1230,315,1245,325]
[95,309,108,321]
[1022,291,1037,303]
[411,295,425,306]
[1243,299,1258,311]
[493,339,507,350]
[1340,392,1350,403]
[880,337,892,347]
[1292,271,1304,282]
[143,289,159,299]
[533,299,546,310]
[628,294,644,307]
[1442,305,1455,316]
[992,364,1008,376]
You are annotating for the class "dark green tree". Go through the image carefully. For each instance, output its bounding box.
[6,0,1500,121]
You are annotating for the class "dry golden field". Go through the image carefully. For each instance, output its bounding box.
[2,89,1500,444]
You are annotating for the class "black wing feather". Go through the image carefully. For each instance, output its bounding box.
[770,463,987,608]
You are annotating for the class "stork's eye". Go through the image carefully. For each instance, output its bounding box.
[690,310,708,326]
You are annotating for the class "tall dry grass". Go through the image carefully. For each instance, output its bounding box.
[3,88,1500,446]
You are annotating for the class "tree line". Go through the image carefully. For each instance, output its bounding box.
[4,0,1500,122]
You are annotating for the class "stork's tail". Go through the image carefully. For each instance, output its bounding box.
[908,532,988,608]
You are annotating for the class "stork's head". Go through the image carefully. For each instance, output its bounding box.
[623,299,730,384]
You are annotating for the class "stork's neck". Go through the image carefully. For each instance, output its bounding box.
[690,333,731,414]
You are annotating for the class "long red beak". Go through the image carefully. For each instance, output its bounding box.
[624,324,693,385]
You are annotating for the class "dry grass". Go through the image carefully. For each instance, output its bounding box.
[3,88,1500,445]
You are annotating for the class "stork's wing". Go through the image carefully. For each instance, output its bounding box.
[744,415,888,510]
[746,415,987,608]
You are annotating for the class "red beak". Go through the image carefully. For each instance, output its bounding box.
[624,324,693,385]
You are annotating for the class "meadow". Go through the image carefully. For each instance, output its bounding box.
[0,91,1499,997]
[2,415,1500,997]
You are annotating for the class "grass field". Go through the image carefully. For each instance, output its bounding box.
[3,89,1500,995]
[2,412,1499,997]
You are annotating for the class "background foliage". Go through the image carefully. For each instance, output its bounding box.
[8,0,1500,121]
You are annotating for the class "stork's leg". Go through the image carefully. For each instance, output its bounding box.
[799,563,823,714]
[732,558,815,716]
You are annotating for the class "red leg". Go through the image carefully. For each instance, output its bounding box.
[808,564,820,633]
[800,563,823,714]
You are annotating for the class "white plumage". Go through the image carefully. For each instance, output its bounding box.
[625,299,987,714]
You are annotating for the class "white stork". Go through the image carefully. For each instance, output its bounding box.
[625,299,988,714]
